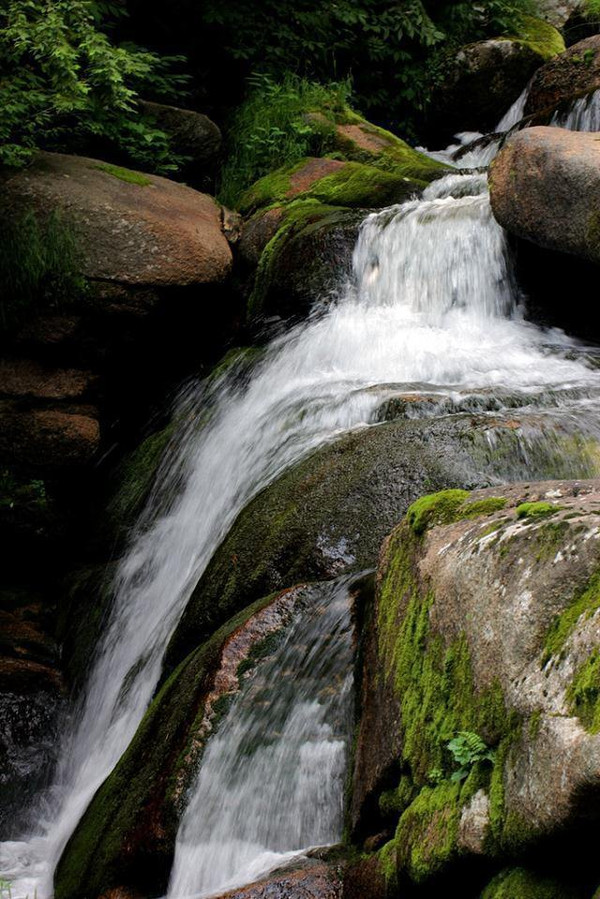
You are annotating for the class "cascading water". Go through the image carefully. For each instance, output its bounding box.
[167,577,355,899]
[551,89,600,131]
[4,90,600,899]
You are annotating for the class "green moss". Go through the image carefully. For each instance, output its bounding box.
[0,209,86,334]
[509,15,565,61]
[406,489,471,536]
[543,573,600,665]
[94,163,152,185]
[405,490,508,536]
[108,424,175,535]
[240,158,422,215]
[516,501,560,521]
[481,867,581,899]
[528,709,542,740]
[569,651,600,732]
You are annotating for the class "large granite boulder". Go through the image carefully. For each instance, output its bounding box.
[353,480,600,889]
[0,152,232,288]
[489,126,600,266]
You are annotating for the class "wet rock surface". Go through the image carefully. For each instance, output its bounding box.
[210,860,344,899]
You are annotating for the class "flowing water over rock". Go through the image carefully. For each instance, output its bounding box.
[167,577,355,899]
[3,98,600,899]
[551,88,600,131]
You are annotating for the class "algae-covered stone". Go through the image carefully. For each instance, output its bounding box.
[240,158,426,216]
[164,411,600,678]
[55,585,314,899]
[353,479,600,887]
[480,867,584,899]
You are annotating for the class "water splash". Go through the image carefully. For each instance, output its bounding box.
[551,89,600,131]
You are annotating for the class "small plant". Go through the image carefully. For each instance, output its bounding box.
[0,878,12,898]
[446,730,495,781]
[0,210,86,334]
[217,74,351,207]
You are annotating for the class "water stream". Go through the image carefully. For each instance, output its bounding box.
[3,90,600,899]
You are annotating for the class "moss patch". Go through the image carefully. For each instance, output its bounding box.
[569,650,600,732]
[543,573,600,665]
[509,16,566,62]
[405,489,507,536]
[516,501,560,521]
[94,163,152,186]
[481,866,581,899]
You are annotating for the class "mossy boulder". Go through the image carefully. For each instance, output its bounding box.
[353,479,600,888]
[480,866,586,899]
[239,157,428,217]
[163,407,600,679]
[525,35,600,120]
[54,585,314,899]
[243,200,366,320]
[428,19,564,141]
[489,126,600,266]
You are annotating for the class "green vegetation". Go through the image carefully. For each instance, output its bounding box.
[0,470,47,510]
[198,0,540,137]
[481,867,581,899]
[543,573,600,665]
[446,730,496,782]
[0,0,188,171]
[94,163,152,186]
[516,501,560,520]
[405,489,507,536]
[218,75,352,207]
[508,15,565,60]
[569,651,600,732]
[0,210,85,334]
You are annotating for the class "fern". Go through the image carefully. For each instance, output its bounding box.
[447,730,496,782]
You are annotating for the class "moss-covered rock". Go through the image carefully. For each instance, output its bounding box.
[480,866,584,899]
[428,20,564,141]
[240,158,428,216]
[54,585,314,899]
[353,479,600,888]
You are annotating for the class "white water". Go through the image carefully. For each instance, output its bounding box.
[3,93,600,899]
[168,578,355,899]
[551,88,600,131]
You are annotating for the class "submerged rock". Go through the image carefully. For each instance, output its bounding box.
[353,480,600,888]
[54,584,336,899]
[525,35,600,119]
[1,151,232,287]
[489,126,600,266]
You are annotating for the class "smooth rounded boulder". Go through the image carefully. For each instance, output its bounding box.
[489,126,600,265]
[0,152,232,288]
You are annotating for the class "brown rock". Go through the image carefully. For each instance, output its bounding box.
[211,861,343,899]
[525,35,600,117]
[239,207,286,268]
[0,359,96,401]
[287,158,348,198]
[0,408,100,468]
[139,100,222,167]
[0,151,232,287]
[489,126,600,265]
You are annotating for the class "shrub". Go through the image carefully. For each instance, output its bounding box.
[217,74,351,207]
[0,0,188,172]
[0,210,86,334]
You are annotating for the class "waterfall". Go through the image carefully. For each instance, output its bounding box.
[167,577,355,899]
[551,89,600,131]
[3,92,600,899]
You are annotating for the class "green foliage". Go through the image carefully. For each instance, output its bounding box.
[94,163,152,185]
[446,731,495,782]
[218,75,351,207]
[0,0,188,171]
[199,0,539,134]
[0,210,85,334]
[569,651,600,732]
[543,573,600,665]
[0,470,47,510]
